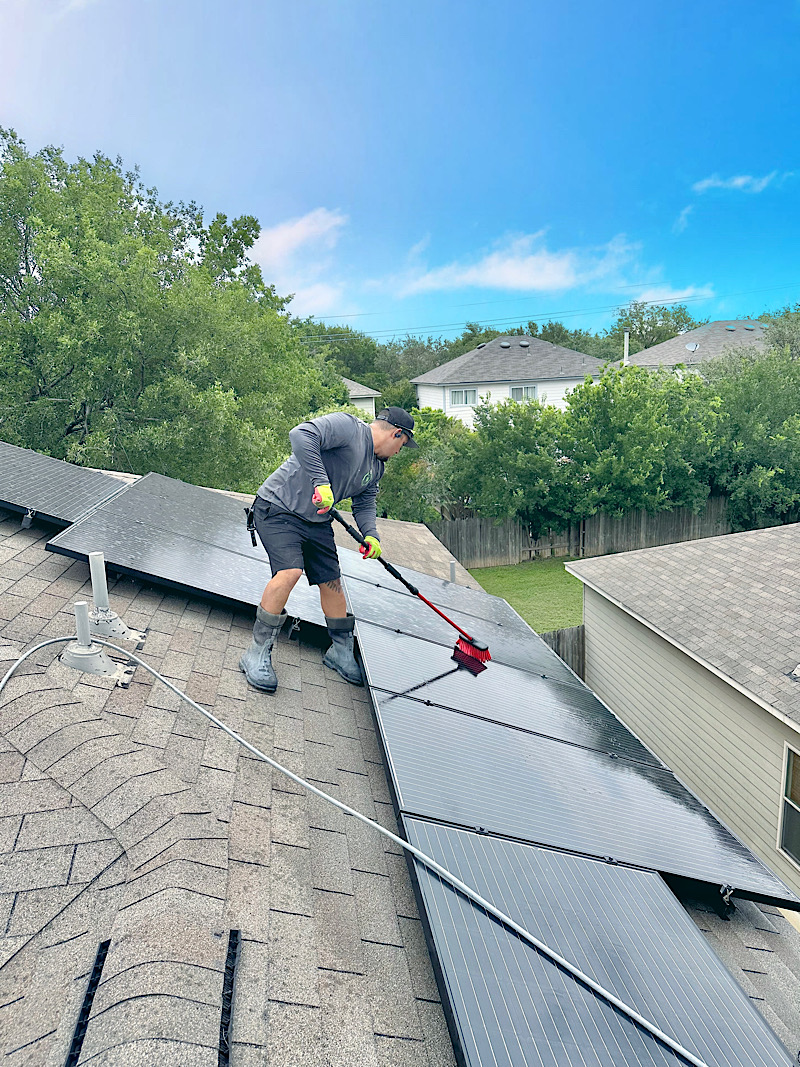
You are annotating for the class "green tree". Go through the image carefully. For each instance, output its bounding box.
[451,398,575,538]
[604,301,707,354]
[563,364,717,517]
[703,345,800,529]
[0,129,341,490]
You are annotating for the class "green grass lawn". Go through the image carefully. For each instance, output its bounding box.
[469,557,584,633]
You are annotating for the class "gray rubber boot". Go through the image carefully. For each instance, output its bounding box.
[239,607,286,692]
[323,614,363,686]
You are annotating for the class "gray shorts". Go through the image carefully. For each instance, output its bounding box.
[253,497,340,586]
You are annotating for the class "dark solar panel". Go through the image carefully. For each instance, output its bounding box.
[404,819,793,1067]
[0,441,125,526]
[373,693,797,905]
[46,472,327,625]
[346,576,581,681]
[340,551,525,626]
[358,624,648,753]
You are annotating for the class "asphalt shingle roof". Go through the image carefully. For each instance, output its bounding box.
[629,319,767,367]
[342,377,381,399]
[0,510,456,1066]
[568,522,800,725]
[410,334,605,385]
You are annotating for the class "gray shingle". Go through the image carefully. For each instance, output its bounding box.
[569,522,800,723]
[411,334,604,385]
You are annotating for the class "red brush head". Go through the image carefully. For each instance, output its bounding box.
[452,637,491,675]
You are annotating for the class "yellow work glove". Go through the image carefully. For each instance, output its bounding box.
[359,536,382,560]
[312,483,334,514]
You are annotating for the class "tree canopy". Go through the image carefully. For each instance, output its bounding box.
[0,129,343,490]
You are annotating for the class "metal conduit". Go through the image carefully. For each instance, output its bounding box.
[0,633,710,1067]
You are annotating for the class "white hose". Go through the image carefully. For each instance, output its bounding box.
[0,635,709,1067]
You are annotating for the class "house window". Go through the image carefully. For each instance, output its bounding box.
[450,389,477,406]
[781,748,800,864]
[511,386,537,401]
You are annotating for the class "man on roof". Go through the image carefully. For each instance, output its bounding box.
[240,406,417,693]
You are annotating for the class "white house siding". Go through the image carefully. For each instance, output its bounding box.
[350,396,376,417]
[416,384,446,411]
[414,378,588,427]
[582,587,800,897]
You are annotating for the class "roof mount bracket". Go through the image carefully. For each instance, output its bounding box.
[20,508,35,529]
[60,602,134,688]
[88,552,146,647]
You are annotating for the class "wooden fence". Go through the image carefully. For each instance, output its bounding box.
[426,495,731,569]
[539,625,585,679]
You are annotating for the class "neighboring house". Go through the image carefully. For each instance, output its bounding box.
[411,335,605,427]
[628,319,767,368]
[567,523,800,901]
[342,376,381,417]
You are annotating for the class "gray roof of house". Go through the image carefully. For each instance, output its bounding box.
[342,376,381,399]
[568,522,800,726]
[629,319,767,367]
[411,335,605,385]
[0,510,457,1066]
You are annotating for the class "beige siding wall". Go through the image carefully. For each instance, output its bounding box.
[583,587,800,896]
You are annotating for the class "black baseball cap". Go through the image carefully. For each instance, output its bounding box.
[376,407,418,447]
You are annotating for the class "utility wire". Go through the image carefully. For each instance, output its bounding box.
[0,633,710,1067]
[297,280,798,343]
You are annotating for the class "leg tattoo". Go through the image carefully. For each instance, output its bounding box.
[324,579,343,594]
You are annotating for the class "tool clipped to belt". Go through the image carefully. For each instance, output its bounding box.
[244,501,257,547]
[331,509,491,676]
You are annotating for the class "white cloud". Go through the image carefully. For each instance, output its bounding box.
[692,171,780,194]
[673,205,693,234]
[392,232,639,297]
[633,284,715,304]
[249,207,353,317]
[250,207,347,275]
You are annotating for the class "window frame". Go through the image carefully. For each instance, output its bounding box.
[510,385,537,401]
[450,388,477,406]
[777,741,800,871]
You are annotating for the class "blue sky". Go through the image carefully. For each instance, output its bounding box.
[1,0,799,340]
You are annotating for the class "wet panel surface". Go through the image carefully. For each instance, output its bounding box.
[404,818,793,1067]
[374,696,797,904]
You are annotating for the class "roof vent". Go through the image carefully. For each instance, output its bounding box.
[744,324,756,331]
[725,325,736,331]
[519,340,530,348]
[477,342,486,349]
[500,341,511,349]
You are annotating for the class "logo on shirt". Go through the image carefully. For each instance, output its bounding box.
[361,472,372,486]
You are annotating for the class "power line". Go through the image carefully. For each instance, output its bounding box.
[297,281,799,344]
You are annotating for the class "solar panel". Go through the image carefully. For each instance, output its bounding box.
[340,550,525,626]
[358,624,646,751]
[46,472,328,625]
[0,440,125,526]
[346,576,581,681]
[404,818,793,1067]
[372,693,797,905]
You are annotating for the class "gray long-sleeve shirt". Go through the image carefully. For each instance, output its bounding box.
[257,412,384,539]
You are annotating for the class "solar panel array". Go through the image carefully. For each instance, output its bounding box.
[1,446,793,1065]
[0,441,126,526]
[47,472,328,626]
